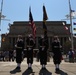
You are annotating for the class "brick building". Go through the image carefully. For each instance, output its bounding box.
[1,21,71,51]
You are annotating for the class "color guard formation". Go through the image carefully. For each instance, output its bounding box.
[14,34,62,73]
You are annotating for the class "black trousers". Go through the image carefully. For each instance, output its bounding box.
[27,47,33,64]
[39,48,47,65]
[16,49,22,63]
[53,53,62,64]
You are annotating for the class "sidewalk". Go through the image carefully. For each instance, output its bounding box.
[0,58,76,75]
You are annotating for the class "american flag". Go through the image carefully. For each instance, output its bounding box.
[29,7,36,39]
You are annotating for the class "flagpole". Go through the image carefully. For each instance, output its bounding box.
[0,0,3,25]
[0,0,3,47]
[68,0,74,50]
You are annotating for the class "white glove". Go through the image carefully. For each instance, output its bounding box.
[15,45,17,47]
[28,48,31,50]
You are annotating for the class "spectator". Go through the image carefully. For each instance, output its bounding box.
[68,48,75,63]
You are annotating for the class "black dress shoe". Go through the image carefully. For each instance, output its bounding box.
[41,67,46,70]
[55,68,60,72]
[28,67,32,70]
[15,66,21,70]
[43,67,46,69]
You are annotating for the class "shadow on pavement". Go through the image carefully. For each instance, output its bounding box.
[39,68,52,75]
[10,68,21,74]
[55,69,68,75]
[22,68,35,75]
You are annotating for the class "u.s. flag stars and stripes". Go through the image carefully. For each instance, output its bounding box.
[29,7,36,39]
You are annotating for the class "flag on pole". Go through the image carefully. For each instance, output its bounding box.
[42,5,49,48]
[74,34,76,36]
[62,22,69,34]
[71,10,75,12]
[29,7,36,39]
[73,22,76,25]
[73,28,76,31]
[71,10,76,17]
[62,22,68,30]
[64,26,68,30]
[43,5,48,37]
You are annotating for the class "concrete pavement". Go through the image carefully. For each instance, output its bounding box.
[0,58,76,75]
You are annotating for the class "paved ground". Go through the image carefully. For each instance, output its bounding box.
[0,58,76,75]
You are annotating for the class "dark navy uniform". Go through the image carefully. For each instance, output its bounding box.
[15,35,24,70]
[26,34,35,68]
[51,36,62,71]
[39,35,48,68]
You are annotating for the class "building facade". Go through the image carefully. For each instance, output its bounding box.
[1,21,71,51]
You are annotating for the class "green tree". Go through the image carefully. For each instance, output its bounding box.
[63,40,71,54]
